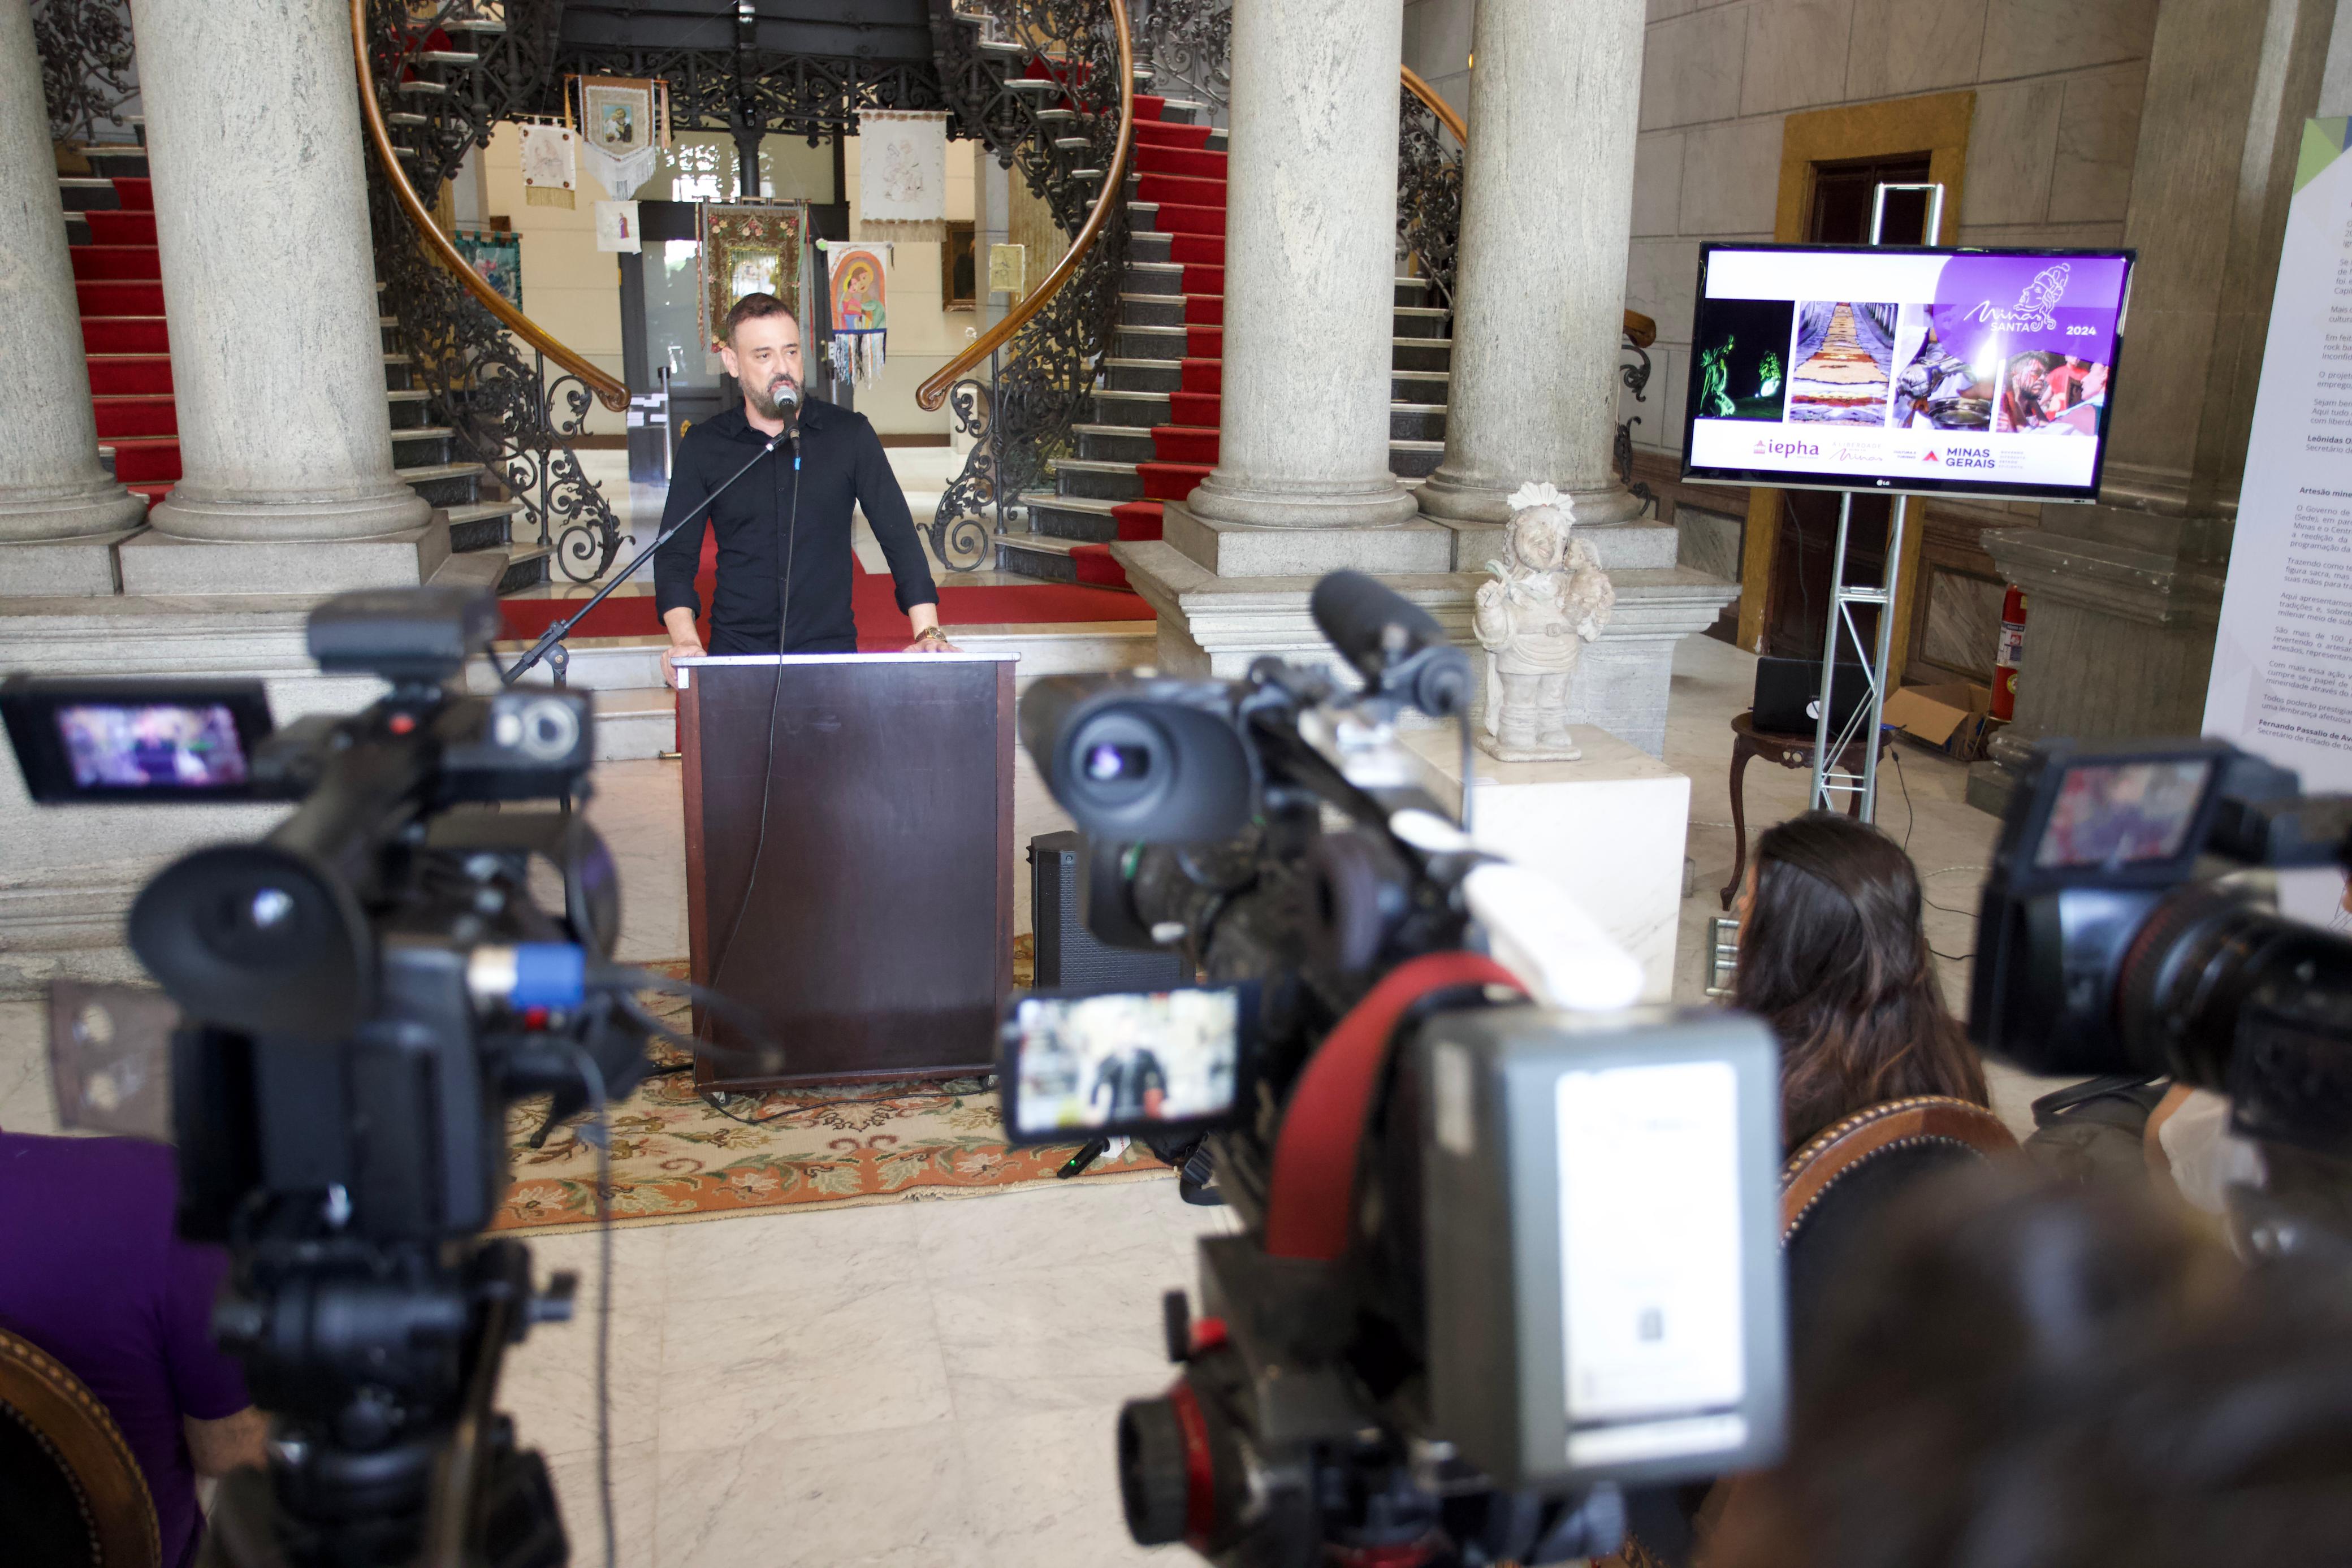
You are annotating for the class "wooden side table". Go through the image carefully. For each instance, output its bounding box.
[1719,709,1895,909]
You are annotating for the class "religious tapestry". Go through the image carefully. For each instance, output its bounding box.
[594,200,641,254]
[453,229,522,310]
[698,202,807,351]
[575,75,667,198]
[519,123,576,209]
[822,241,889,387]
[856,110,948,240]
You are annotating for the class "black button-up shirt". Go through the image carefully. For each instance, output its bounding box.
[652,398,939,653]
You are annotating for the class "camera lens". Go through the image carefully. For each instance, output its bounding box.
[1086,743,1149,782]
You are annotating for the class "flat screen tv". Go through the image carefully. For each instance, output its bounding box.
[1679,244,2135,502]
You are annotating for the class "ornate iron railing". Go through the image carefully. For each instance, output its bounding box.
[31,0,138,147]
[918,0,1136,572]
[358,0,631,583]
[1135,0,1229,122]
[1398,67,1464,313]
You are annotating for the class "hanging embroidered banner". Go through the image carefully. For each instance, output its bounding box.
[823,241,890,387]
[576,76,665,198]
[857,110,948,240]
[699,202,807,351]
[519,123,576,209]
[594,200,641,254]
[452,229,522,310]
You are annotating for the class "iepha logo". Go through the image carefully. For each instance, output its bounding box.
[1960,263,2071,333]
[1750,436,1819,460]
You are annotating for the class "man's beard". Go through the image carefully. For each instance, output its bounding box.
[746,375,797,422]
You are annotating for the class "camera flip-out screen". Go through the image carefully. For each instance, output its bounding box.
[2033,757,2216,870]
[2,677,275,804]
[1001,985,1250,1143]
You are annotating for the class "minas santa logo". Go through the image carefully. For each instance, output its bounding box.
[1960,263,2071,333]
[1750,436,1819,459]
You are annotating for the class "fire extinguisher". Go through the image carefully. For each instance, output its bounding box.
[1991,586,2026,721]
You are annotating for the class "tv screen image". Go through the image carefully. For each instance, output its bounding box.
[1681,245,2134,501]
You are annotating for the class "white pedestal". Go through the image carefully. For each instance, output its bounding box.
[1402,725,1690,1003]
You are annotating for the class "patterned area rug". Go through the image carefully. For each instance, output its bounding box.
[491,945,1168,1232]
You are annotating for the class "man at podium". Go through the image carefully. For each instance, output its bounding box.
[655,293,957,686]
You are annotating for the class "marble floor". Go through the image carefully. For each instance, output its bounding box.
[0,626,2070,1567]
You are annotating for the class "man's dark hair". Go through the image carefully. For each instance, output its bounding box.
[723,292,798,343]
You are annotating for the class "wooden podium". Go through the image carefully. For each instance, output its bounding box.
[675,652,1015,1090]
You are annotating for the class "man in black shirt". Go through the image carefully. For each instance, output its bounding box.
[655,293,954,685]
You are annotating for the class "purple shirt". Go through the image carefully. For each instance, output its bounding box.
[0,1129,251,1568]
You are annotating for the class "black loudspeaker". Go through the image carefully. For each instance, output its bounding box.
[1029,831,1187,991]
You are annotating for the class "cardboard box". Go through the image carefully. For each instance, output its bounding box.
[1882,681,2001,762]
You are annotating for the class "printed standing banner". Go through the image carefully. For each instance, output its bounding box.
[452,229,522,310]
[594,200,641,254]
[822,241,890,387]
[518,123,576,209]
[698,202,807,352]
[576,76,664,198]
[857,110,948,240]
[2203,118,2352,928]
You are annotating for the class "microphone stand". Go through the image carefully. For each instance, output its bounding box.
[503,423,790,692]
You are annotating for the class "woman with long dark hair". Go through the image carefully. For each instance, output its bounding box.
[1733,812,1988,1148]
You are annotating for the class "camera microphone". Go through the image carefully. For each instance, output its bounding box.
[1310,570,1473,720]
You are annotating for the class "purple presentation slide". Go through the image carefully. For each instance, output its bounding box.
[1681,246,2134,501]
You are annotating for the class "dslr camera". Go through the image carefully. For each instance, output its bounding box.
[1005,573,1788,1567]
[1973,737,2352,1248]
[4,586,664,1567]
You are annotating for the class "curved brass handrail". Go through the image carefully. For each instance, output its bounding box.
[916,3,1135,412]
[349,1,629,413]
[1400,66,1658,352]
[1400,64,1465,144]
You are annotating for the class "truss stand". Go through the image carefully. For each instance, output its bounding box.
[1807,182,1947,821]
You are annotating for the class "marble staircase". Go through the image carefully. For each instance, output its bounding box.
[55,126,544,593]
[994,94,1456,591]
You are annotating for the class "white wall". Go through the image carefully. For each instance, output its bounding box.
[479,123,628,436]
[470,125,976,439]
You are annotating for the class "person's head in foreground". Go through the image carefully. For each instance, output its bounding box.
[1733,812,1987,1148]
[1709,1170,2352,1568]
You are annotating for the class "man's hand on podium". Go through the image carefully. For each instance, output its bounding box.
[662,634,704,688]
[906,604,961,655]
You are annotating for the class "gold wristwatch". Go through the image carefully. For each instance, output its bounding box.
[915,625,951,646]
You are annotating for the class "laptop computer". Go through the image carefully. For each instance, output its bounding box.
[1753,656,1870,736]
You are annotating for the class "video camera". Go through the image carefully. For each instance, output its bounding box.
[3,586,682,1567]
[1972,737,2352,1248]
[1006,573,1787,1567]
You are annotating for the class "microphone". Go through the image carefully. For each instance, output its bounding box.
[771,375,801,445]
[1309,570,1473,720]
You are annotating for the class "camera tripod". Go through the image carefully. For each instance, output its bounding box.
[197,1241,573,1568]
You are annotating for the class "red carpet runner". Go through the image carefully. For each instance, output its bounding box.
[71,177,176,506]
[1056,86,1228,590]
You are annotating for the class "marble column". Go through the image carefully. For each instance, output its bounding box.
[1416,0,1648,540]
[123,0,431,590]
[1970,0,2332,812]
[0,0,148,594]
[1179,0,1421,539]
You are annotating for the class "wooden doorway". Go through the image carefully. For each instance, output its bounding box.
[1735,93,1976,678]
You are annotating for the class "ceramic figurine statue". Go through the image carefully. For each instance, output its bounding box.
[1471,483,1615,760]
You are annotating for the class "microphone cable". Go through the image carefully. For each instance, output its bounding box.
[707,380,802,1028]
